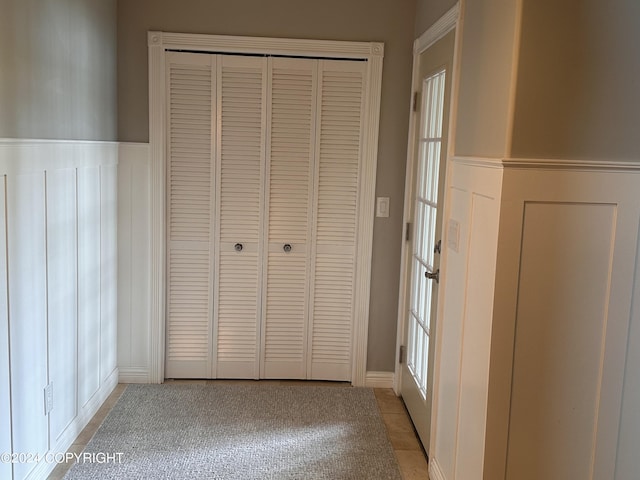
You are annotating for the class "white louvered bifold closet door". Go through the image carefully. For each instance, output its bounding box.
[261,58,317,379]
[165,52,216,378]
[166,52,367,382]
[309,60,366,381]
[213,55,267,379]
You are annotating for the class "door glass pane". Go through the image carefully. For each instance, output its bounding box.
[408,69,446,399]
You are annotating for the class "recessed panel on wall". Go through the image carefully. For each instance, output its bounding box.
[434,183,470,480]
[78,166,102,407]
[8,172,48,480]
[46,168,78,444]
[118,145,152,380]
[455,192,500,480]
[506,202,616,480]
[0,176,11,480]
[117,154,134,371]
[101,164,118,382]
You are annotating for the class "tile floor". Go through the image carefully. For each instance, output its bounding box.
[48,381,429,480]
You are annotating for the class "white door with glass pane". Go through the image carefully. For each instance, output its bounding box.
[401,29,455,452]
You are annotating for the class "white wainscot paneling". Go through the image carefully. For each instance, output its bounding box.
[101,163,118,383]
[47,168,78,446]
[78,166,102,406]
[428,157,640,480]
[0,139,119,480]
[494,165,640,480]
[616,232,640,480]
[432,185,467,479]
[117,143,152,383]
[8,171,49,480]
[505,202,616,480]
[0,177,10,480]
[430,157,503,480]
[455,191,501,480]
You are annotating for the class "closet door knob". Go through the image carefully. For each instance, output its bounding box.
[283,243,292,253]
[234,243,243,252]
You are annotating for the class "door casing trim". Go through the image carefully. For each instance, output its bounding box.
[394,1,461,455]
[395,3,460,393]
[148,32,384,386]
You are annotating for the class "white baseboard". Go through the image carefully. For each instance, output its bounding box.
[365,371,395,388]
[429,458,446,480]
[119,367,151,383]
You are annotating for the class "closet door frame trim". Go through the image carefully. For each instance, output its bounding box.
[148,31,384,386]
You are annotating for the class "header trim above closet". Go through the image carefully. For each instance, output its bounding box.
[149,31,384,59]
[165,49,369,62]
[148,31,384,386]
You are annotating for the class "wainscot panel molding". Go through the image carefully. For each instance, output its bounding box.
[503,157,640,171]
[0,139,118,480]
[489,163,640,480]
[428,154,640,480]
[429,156,503,480]
[0,174,10,480]
[117,143,152,384]
[450,155,505,169]
[616,233,640,480]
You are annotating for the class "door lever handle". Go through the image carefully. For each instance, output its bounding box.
[425,269,440,283]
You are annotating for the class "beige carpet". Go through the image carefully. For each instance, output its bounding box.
[63,383,402,479]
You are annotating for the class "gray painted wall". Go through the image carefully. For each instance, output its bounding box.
[511,0,640,161]
[453,0,520,158]
[414,0,457,38]
[0,0,117,141]
[117,0,417,372]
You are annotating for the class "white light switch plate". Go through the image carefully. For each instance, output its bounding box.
[376,197,390,217]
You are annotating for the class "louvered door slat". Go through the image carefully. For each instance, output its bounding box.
[310,60,365,381]
[166,53,215,378]
[262,58,316,379]
[215,56,266,379]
